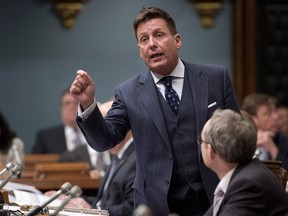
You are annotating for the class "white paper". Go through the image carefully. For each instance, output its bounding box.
[0,180,42,194]
[13,190,62,207]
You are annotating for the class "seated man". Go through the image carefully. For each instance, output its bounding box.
[46,131,135,216]
[33,88,109,175]
[276,105,288,134]
[242,93,288,169]
[201,109,288,216]
[32,88,84,154]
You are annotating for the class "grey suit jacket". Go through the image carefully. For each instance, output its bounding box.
[92,143,136,216]
[204,159,288,216]
[78,61,240,216]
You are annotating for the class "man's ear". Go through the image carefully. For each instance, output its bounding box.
[209,145,216,160]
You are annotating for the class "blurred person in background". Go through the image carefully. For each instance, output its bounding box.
[59,100,113,178]
[242,93,288,169]
[46,128,135,216]
[63,131,135,216]
[0,111,25,167]
[32,88,109,174]
[32,88,85,154]
[276,105,288,134]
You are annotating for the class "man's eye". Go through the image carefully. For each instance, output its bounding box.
[156,33,163,38]
[140,37,148,44]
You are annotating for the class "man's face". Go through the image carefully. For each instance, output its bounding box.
[136,18,181,76]
[253,104,278,133]
[61,93,78,128]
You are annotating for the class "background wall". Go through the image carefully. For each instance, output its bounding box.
[0,0,233,153]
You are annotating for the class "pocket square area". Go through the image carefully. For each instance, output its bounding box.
[208,102,217,108]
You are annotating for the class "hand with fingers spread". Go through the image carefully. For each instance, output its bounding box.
[70,70,95,111]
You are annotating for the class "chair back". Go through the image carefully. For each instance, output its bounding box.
[263,160,287,189]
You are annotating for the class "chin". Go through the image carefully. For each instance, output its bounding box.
[149,62,168,73]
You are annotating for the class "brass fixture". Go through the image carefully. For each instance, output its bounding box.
[49,0,89,28]
[189,0,223,27]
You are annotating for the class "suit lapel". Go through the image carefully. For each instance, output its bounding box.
[138,72,171,147]
[185,62,208,137]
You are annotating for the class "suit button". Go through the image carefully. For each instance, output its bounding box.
[168,154,173,160]
[165,180,170,185]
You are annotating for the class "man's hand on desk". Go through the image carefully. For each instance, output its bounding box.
[44,190,91,209]
[65,197,91,208]
[44,190,67,199]
[89,169,102,179]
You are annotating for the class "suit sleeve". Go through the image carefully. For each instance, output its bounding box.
[32,131,45,153]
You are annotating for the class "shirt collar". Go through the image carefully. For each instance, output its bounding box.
[218,167,236,194]
[151,58,185,84]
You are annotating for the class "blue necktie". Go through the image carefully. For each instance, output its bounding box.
[161,76,180,115]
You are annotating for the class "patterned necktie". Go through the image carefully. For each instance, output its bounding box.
[161,76,180,115]
[103,155,119,192]
[213,185,224,216]
[96,152,106,172]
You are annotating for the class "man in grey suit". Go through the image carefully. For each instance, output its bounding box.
[32,88,84,154]
[70,7,239,216]
[55,131,135,216]
[201,109,288,216]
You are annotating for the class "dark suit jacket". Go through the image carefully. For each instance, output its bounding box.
[204,159,288,216]
[274,133,288,170]
[32,125,67,154]
[78,61,240,216]
[58,145,92,167]
[84,143,136,216]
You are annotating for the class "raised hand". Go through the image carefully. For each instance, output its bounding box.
[70,70,95,111]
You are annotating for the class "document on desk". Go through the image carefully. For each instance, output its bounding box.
[12,190,62,207]
[50,207,109,216]
[1,180,42,194]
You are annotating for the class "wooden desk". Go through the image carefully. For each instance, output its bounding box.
[23,154,60,171]
[11,177,100,196]
[9,160,100,196]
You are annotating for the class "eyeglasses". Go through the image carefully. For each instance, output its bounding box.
[197,136,217,152]
[196,136,210,146]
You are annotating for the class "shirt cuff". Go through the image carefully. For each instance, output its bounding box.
[77,98,97,120]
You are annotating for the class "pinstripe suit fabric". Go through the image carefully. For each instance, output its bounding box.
[78,61,240,216]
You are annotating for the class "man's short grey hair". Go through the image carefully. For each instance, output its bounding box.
[204,109,257,163]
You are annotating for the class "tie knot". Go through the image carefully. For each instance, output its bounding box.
[161,76,174,87]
